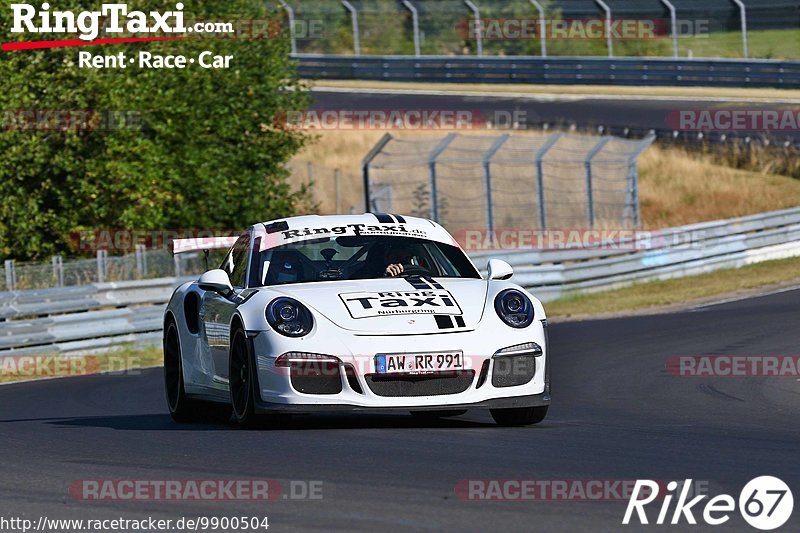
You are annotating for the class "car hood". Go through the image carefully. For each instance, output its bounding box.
[268,277,488,335]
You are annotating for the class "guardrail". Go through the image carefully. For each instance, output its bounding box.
[2,207,800,355]
[295,54,800,88]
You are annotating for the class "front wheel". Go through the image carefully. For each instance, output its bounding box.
[490,406,548,426]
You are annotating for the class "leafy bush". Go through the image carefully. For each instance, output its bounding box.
[0,0,310,260]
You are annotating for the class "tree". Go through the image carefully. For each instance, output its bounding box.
[0,0,310,260]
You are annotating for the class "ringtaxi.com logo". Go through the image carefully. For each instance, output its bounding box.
[624,477,793,530]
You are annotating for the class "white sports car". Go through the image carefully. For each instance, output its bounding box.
[164,214,550,427]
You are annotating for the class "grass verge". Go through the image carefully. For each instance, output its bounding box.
[0,344,162,384]
[545,255,800,319]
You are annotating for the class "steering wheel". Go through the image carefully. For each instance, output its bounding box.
[397,264,432,277]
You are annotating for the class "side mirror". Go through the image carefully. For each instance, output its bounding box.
[487,259,513,280]
[198,269,233,294]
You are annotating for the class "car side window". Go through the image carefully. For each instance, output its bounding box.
[227,234,251,289]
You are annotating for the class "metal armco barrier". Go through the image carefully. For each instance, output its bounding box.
[2,207,800,354]
[295,55,800,88]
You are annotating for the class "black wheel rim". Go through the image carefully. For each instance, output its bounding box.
[230,333,250,418]
[164,324,181,411]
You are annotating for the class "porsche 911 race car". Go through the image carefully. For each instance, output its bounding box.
[163,214,550,426]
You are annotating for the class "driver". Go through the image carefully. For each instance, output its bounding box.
[383,244,415,277]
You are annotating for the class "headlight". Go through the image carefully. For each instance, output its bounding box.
[266,297,314,337]
[494,289,535,328]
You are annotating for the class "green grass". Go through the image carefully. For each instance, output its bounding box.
[546,255,800,319]
[679,29,800,60]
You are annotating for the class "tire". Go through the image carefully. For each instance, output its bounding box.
[410,410,468,420]
[229,328,259,427]
[164,321,205,422]
[490,406,548,426]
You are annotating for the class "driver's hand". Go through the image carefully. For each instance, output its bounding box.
[385,263,404,277]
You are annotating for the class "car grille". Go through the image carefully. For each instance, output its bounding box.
[491,356,536,388]
[365,370,475,397]
[289,362,343,395]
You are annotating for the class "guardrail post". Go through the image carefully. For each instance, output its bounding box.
[341,1,361,56]
[482,134,510,234]
[534,133,562,230]
[362,133,394,212]
[594,0,613,57]
[529,0,547,57]
[135,244,148,278]
[427,133,458,222]
[731,0,748,59]
[96,250,108,283]
[402,1,421,57]
[52,255,64,287]
[464,0,483,56]
[4,260,16,291]
[278,0,298,55]
[584,137,612,229]
[660,0,678,58]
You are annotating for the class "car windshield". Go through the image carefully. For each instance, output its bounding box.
[252,236,480,286]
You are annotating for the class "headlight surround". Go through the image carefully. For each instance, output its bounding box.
[266,297,314,337]
[494,289,535,328]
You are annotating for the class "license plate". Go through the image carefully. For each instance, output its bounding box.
[375,351,464,375]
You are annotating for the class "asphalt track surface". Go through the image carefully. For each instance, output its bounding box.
[1,288,798,532]
[311,88,800,141]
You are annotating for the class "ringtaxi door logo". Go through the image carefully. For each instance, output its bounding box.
[6,3,235,70]
[624,477,793,530]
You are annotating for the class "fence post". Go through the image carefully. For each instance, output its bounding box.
[135,244,148,278]
[594,0,613,57]
[427,133,458,222]
[341,1,361,55]
[334,169,342,214]
[278,0,298,55]
[402,0,421,57]
[584,137,612,229]
[306,162,315,206]
[534,133,562,230]
[52,255,64,287]
[529,0,547,57]
[96,250,107,283]
[464,0,483,56]
[625,134,656,228]
[483,134,510,234]
[362,133,394,212]
[660,0,679,58]
[731,0,748,59]
[4,260,16,291]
